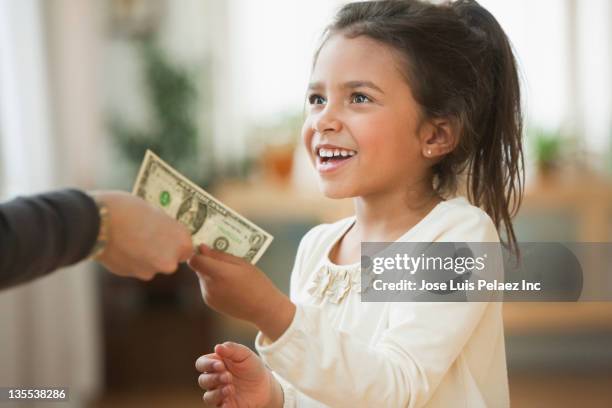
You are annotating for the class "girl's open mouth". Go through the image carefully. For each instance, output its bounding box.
[316,147,357,173]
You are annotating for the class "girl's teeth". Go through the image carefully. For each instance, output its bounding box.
[318,148,357,158]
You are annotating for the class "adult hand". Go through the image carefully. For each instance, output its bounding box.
[91,191,194,280]
[195,342,283,408]
[188,244,296,341]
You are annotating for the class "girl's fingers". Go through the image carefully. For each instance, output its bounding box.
[198,244,243,265]
[215,342,253,362]
[202,388,224,406]
[188,255,220,277]
[221,394,237,408]
[195,354,226,373]
[202,386,233,406]
[198,372,232,390]
[189,253,234,279]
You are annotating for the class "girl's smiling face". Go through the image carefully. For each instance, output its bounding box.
[302,34,431,199]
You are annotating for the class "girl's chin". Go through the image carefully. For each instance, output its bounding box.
[318,182,357,199]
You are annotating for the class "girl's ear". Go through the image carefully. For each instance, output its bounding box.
[419,118,459,159]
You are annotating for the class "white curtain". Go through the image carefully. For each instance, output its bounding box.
[0,0,101,406]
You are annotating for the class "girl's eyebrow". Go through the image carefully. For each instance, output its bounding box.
[343,80,384,94]
[307,82,324,91]
[307,80,385,94]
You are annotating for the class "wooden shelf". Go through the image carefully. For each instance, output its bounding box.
[503,303,612,334]
[213,179,353,222]
[506,174,612,334]
[521,173,612,242]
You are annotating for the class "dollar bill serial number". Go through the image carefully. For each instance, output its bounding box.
[3,388,68,401]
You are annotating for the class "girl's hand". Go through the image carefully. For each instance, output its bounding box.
[188,244,295,341]
[195,352,232,407]
[196,342,284,408]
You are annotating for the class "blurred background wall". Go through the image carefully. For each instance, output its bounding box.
[0,0,611,407]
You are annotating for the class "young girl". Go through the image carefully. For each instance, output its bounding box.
[189,0,524,406]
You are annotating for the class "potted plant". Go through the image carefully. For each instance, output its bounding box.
[531,127,563,179]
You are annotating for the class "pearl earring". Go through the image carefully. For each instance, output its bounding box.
[427,149,432,156]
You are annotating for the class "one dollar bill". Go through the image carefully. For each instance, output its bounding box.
[132,150,273,264]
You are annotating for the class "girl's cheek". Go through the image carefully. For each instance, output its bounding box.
[301,120,314,149]
[300,122,318,166]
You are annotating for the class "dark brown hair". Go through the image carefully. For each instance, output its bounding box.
[319,0,524,256]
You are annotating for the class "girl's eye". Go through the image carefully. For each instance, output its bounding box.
[308,94,326,105]
[351,93,371,104]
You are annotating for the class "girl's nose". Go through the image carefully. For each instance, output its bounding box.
[314,106,343,134]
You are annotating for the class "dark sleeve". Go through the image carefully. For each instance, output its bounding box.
[0,189,100,290]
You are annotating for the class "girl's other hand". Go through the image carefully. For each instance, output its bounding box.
[195,342,284,408]
[195,352,232,407]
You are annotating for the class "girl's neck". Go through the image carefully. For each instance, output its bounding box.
[351,181,442,242]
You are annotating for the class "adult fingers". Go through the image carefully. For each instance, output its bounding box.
[146,250,180,275]
[178,244,195,263]
[175,229,195,263]
[130,263,156,281]
[156,260,180,275]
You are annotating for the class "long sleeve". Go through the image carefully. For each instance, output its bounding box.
[258,301,488,407]
[0,189,100,290]
[271,371,299,408]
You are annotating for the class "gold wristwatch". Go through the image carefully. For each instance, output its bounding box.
[89,197,110,259]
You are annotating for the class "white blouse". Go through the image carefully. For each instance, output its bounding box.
[255,196,509,408]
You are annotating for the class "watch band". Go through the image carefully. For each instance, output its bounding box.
[89,197,110,259]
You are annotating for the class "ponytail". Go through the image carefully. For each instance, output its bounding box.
[451,0,525,257]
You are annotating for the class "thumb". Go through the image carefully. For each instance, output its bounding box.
[199,244,243,265]
[187,253,225,279]
[214,342,253,363]
[176,235,195,263]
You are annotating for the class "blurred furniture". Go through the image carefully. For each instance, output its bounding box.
[515,171,612,242]
[505,173,612,335]
[504,173,612,371]
[214,179,353,223]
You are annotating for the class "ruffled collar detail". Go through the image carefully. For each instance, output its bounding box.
[307,263,361,304]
